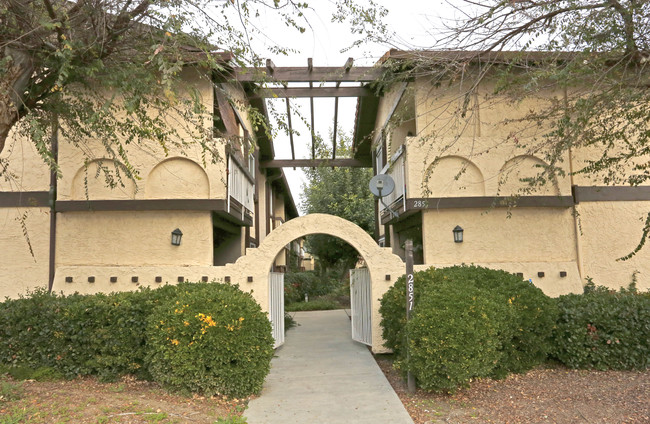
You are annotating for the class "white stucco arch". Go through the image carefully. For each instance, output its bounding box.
[226,213,405,353]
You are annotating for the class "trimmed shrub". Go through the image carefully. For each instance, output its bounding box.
[552,284,650,370]
[0,287,171,381]
[448,266,558,377]
[405,280,509,392]
[0,289,64,371]
[146,282,274,397]
[379,265,558,391]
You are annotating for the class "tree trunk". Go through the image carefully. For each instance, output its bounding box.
[0,48,33,153]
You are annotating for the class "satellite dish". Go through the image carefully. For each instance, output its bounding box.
[369,174,395,197]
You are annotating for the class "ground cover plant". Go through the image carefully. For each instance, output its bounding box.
[0,282,274,398]
[380,265,558,392]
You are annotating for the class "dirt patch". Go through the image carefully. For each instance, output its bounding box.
[0,376,245,423]
[374,355,650,424]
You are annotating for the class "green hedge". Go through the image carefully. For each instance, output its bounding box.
[380,265,557,392]
[0,282,274,397]
[552,284,650,370]
[146,283,274,397]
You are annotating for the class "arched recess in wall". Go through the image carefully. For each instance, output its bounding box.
[498,155,559,196]
[145,157,210,199]
[70,159,136,200]
[424,155,486,197]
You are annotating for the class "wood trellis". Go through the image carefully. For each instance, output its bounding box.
[234,58,382,169]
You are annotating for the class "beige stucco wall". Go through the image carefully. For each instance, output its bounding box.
[0,126,52,299]
[422,207,577,264]
[0,126,51,192]
[382,72,649,294]
[399,75,571,199]
[420,206,582,296]
[0,207,51,298]
[576,201,650,290]
[56,67,229,202]
[56,210,213,267]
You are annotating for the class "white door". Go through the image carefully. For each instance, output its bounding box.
[350,268,372,346]
[269,272,285,348]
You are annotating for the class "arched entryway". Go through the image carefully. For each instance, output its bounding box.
[227,213,404,353]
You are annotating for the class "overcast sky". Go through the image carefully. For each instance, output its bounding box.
[249,1,460,213]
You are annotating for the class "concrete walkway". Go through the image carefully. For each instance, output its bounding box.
[245,309,414,424]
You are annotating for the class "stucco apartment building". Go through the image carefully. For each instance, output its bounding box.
[354,50,650,296]
[0,59,300,299]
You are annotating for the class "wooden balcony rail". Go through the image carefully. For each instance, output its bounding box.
[228,156,255,218]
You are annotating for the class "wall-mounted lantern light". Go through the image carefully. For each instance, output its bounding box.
[453,225,464,243]
[171,228,183,246]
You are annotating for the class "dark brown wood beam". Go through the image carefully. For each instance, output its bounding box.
[332,82,341,161]
[308,59,316,164]
[573,186,650,202]
[234,66,382,82]
[285,96,296,168]
[260,159,370,168]
[252,86,371,98]
[0,191,49,207]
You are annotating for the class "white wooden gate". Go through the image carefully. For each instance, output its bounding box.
[350,268,372,346]
[268,272,285,348]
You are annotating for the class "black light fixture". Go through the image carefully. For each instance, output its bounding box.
[453,225,464,243]
[171,228,183,246]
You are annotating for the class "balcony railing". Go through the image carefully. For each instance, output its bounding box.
[379,145,407,214]
[228,155,255,217]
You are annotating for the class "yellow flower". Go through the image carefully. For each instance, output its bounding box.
[171,339,180,346]
[239,317,245,322]
[184,321,190,326]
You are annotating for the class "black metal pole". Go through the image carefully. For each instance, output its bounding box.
[48,118,58,293]
[405,239,416,393]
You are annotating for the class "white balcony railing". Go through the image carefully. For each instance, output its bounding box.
[379,145,407,215]
[228,155,255,217]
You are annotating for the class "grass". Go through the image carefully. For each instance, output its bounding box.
[0,380,23,402]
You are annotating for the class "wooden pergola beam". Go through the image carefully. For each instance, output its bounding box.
[260,159,369,168]
[252,86,371,98]
[235,66,382,83]
[308,58,316,163]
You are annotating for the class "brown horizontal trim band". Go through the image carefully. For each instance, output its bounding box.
[56,199,228,212]
[251,87,371,99]
[573,186,650,203]
[260,159,369,168]
[234,67,382,83]
[406,196,575,210]
[0,191,50,207]
[381,195,575,224]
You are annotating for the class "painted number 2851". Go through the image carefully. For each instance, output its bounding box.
[407,273,414,311]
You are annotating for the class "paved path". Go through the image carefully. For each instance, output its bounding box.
[245,309,414,424]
